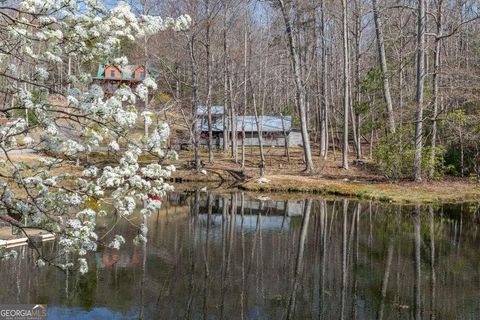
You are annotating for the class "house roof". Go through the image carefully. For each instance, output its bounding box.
[196,105,225,115]
[199,115,292,132]
[93,63,158,80]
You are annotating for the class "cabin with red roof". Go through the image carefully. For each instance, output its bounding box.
[92,64,156,95]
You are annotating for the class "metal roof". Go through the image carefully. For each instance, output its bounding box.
[198,115,292,132]
[196,105,225,115]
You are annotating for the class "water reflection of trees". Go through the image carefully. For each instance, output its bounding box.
[0,192,479,319]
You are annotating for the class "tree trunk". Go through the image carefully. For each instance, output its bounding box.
[414,0,426,181]
[281,114,291,163]
[320,1,329,159]
[277,0,314,173]
[205,0,213,163]
[372,0,396,134]
[429,0,443,179]
[241,1,248,171]
[189,36,201,171]
[222,2,229,152]
[342,0,350,170]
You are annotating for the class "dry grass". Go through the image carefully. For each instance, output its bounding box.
[4,146,479,204]
[0,153,82,195]
[240,175,480,204]
[172,147,480,204]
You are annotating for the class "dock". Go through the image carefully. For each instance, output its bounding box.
[0,227,55,248]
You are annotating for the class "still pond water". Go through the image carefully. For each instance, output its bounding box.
[1,191,480,319]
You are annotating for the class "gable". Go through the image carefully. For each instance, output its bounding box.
[104,65,122,79]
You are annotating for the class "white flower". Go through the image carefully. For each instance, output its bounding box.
[109,140,120,151]
[23,136,34,145]
[108,235,126,250]
[78,258,88,274]
[36,258,46,267]
[82,166,98,178]
[143,77,157,90]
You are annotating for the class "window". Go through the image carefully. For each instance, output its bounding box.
[140,71,145,79]
[110,70,115,78]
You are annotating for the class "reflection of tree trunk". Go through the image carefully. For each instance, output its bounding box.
[413,205,422,320]
[378,242,394,320]
[286,199,312,320]
[185,194,199,320]
[240,192,246,320]
[318,200,327,319]
[429,206,436,320]
[139,214,147,319]
[350,203,360,319]
[340,200,348,320]
[220,195,228,320]
[221,193,236,320]
[244,210,262,307]
[202,195,212,320]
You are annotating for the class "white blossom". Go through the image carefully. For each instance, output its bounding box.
[108,235,126,250]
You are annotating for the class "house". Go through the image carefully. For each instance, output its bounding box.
[92,63,153,94]
[196,197,306,233]
[196,106,300,147]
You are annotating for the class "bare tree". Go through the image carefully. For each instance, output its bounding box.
[372,0,396,134]
[277,0,315,173]
[341,0,350,170]
[414,0,427,181]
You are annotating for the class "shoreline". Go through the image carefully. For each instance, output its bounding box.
[172,170,480,204]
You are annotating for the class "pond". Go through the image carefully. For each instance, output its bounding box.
[1,191,479,319]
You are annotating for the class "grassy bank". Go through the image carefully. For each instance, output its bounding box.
[239,174,480,204]
[171,148,480,204]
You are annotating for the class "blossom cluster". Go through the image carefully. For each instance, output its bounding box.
[0,0,187,272]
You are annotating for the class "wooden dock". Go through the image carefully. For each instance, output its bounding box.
[0,227,55,248]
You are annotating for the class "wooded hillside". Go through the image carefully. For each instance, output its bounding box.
[123,0,480,181]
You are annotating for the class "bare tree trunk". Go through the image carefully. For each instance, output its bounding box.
[241,0,248,171]
[255,34,270,176]
[253,96,265,176]
[281,113,291,163]
[229,71,237,163]
[205,0,213,163]
[222,2,230,152]
[414,0,426,181]
[277,0,314,173]
[342,0,350,170]
[189,36,201,171]
[320,1,329,159]
[372,0,396,134]
[354,0,362,159]
[429,0,444,179]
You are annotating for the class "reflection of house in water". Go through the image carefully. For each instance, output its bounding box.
[197,196,306,231]
[96,248,142,269]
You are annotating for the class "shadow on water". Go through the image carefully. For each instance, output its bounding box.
[1,191,480,319]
